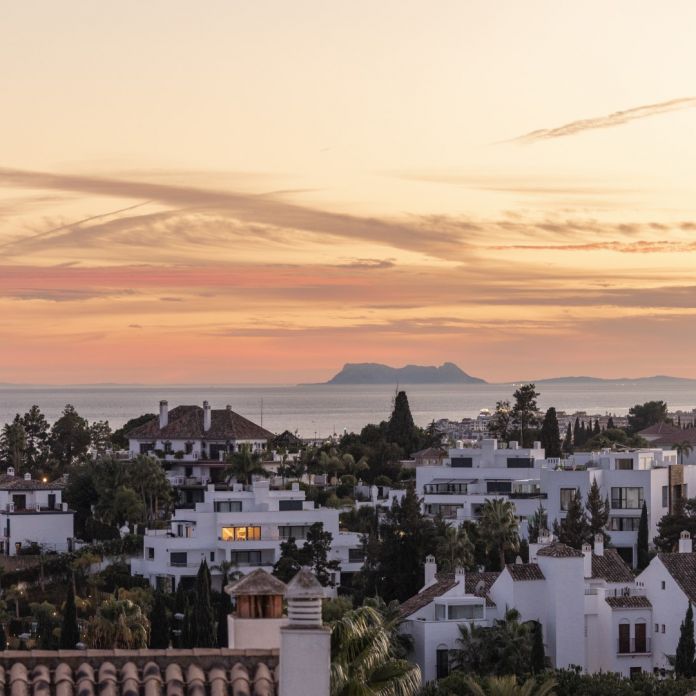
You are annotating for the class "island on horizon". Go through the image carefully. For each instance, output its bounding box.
[317,362,488,385]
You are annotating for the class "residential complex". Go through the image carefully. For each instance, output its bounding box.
[131,478,363,593]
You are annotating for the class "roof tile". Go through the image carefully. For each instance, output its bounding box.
[658,552,696,604]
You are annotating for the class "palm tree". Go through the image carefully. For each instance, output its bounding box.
[436,525,474,572]
[330,605,421,696]
[5,584,25,619]
[85,597,150,648]
[464,675,556,696]
[225,444,269,485]
[673,440,694,465]
[479,498,520,570]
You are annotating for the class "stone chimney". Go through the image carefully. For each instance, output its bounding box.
[593,533,604,557]
[424,555,437,589]
[679,530,693,554]
[582,543,593,578]
[159,400,168,428]
[203,400,211,431]
[280,568,330,696]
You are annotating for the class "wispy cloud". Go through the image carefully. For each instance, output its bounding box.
[507,97,696,144]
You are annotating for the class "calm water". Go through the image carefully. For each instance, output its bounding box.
[1,382,696,436]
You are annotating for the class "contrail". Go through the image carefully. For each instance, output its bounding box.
[506,96,696,144]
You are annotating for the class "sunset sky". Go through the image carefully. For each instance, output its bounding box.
[2,1,696,384]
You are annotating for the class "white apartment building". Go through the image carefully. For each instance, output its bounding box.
[542,448,688,566]
[401,532,677,684]
[417,439,548,536]
[131,479,363,594]
[0,468,74,555]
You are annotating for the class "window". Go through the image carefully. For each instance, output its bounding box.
[176,524,194,538]
[634,622,647,653]
[451,457,473,468]
[618,623,630,653]
[436,649,450,680]
[147,547,154,560]
[655,624,659,632]
[507,457,534,468]
[349,548,365,562]
[611,487,643,509]
[279,525,313,539]
[487,480,512,494]
[170,552,187,567]
[424,504,461,519]
[662,486,669,508]
[424,482,469,494]
[560,488,578,511]
[210,551,215,562]
[230,550,263,565]
[279,500,303,511]
[185,442,194,454]
[139,443,154,454]
[661,581,666,590]
[447,604,484,620]
[164,441,173,454]
[608,517,641,531]
[615,458,634,470]
[221,526,261,541]
[662,625,666,633]
[214,500,243,512]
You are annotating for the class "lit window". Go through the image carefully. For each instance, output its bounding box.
[221,526,261,541]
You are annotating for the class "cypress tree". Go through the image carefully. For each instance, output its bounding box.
[557,493,590,549]
[192,560,215,647]
[540,407,562,458]
[607,416,615,429]
[563,422,573,455]
[585,479,609,543]
[386,391,418,454]
[573,417,581,447]
[675,602,696,677]
[0,623,6,651]
[637,501,650,570]
[60,578,80,649]
[149,591,170,649]
[174,579,188,613]
[593,418,601,435]
[530,621,546,674]
[216,592,231,648]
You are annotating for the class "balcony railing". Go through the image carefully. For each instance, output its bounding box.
[617,637,651,655]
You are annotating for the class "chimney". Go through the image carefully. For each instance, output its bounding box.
[679,530,693,554]
[24,472,31,481]
[593,533,604,557]
[159,400,168,428]
[582,543,593,578]
[203,401,211,431]
[424,555,437,589]
[6,467,15,477]
[533,441,542,450]
[509,440,519,450]
[454,565,466,595]
[280,568,330,696]
[530,528,553,562]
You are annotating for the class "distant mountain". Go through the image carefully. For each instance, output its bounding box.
[531,375,696,385]
[323,362,487,385]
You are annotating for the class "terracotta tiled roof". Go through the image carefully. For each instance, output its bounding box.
[591,549,634,583]
[537,542,583,558]
[0,649,277,696]
[412,448,447,459]
[399,571,500,617]
[638,422,682,437]
[605,596,652,609]
[658,553,696,603]
[650,431,696,447]
[127,406,274,441]
[506,563,545,581]
[227,568,287,596]
[0,475,63,491]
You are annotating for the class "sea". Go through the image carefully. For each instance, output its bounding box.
[1,381,696,437]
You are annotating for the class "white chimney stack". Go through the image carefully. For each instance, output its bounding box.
[454,565,466,595]
[509,440,519,450]
[679,530,693,554]
[203,400,211,431]
[424,555,437,589]
[593,533,604,557]
[582,543,593,578]
[24,472,31,481]
[6,467,15,477]
[533,441,542,450]
[159,400,168,428]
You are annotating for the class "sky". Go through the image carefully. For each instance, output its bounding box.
[2,1,696,384]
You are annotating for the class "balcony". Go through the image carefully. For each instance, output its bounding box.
[617,638,651,655]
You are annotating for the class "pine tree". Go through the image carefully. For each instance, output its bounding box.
[192,560,216,647]
[530,621,546,674]
[272,537,303,583]
[562,423,573,455]
[540,408,562,458]
[585,479,609,543]
[511,384,540,448]
[526,502,547,544]
[149,591,170,648]
[60,578,80,648]
[637,501,650,570]
[675,602,696,677]
[557,492,590,549]
[301,522,341,587]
